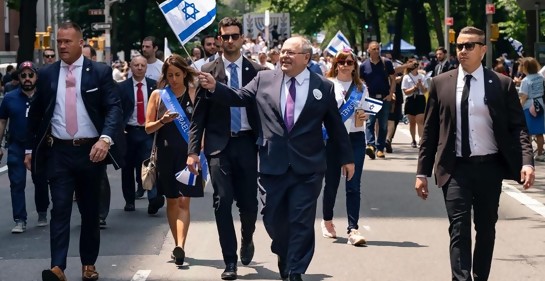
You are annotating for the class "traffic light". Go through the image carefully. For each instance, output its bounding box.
[490,23,499,41]
[34,35,40,49]
[97,37,105,50]
[449,28,456,44]
[43,34,50,48]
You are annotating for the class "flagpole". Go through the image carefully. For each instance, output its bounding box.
[180,44,199,70]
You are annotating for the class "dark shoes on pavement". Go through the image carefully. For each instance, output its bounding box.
[411,140,417,148]
[278,255,288,280]
[172,246,185,266]
[99,219,107,229]
[42,266,66,281]
[221,263,237,280]
[289,273,303,281]
[124,203,135,212]
[147,196,165,215]
[385,140,393,153]
[240,239,254,265]
[365,145,376,160]
[135,190,145,199]
[82,265,99,281]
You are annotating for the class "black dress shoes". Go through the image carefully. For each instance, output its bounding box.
[221,263,237,280]
[289,273,303,281]
[278,255,288,279]
[172,246,185,266]
[135,190,145,199]
[240,239,254,265]
[99,219,106,229]
[124,203,135,212]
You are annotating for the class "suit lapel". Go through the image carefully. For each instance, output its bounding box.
[270,70,284,124]
[241,58,257,86]
[47,62,61,113]
[80,58,92,94]
[482,68,497,118]
[213,58,227,84]
[447,69,459,130]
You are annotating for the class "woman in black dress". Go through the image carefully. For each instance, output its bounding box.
[145,54,203,266]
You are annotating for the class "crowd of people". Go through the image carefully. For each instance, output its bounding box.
[0,15,540,281]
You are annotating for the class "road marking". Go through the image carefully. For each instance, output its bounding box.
[503,183,545,218]
[0,165,7,173]
[131,270,151,281]
[399,128,545,218]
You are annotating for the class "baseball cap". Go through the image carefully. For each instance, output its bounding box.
[18,61,37,73]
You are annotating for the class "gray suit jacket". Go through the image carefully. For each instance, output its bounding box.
[208,69,353,175]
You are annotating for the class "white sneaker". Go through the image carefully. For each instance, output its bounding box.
[11,221,26,233]
[321,220,336,238]
[347,229,366,246]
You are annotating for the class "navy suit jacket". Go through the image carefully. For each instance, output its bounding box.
[26,57,125,171]
[119,77,157,125]
[189,57,267,156]
[206,69,353,175]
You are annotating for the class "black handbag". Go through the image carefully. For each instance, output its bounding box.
[533,98,544,116]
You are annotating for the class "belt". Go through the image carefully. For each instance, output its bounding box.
[230,130,253,138]
[50,136,99,147]
[126,125,146,130]
[456,153,500,164]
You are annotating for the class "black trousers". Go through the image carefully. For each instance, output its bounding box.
[260,168,323,275]
[47,143,105,270]
[121,126,153,204]
[442,160,503,281]
[207,135,258,264]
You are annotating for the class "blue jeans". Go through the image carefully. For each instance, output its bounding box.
[323,132,366,232]
[365,101,391,151]
[8,142,27,222]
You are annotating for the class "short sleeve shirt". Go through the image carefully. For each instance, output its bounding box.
[519,73,545,110]
[0,88,32,143]
[359,58,395,96]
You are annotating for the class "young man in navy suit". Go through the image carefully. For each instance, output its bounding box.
[195,36,355,281]
[24,22,124,281]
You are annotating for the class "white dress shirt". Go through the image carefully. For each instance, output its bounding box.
[455,65,498,157]
[330,78,368,133]
[127,78,149,126]
[52,55,99,139]
[281,69,310,124]
[223,54,252,131]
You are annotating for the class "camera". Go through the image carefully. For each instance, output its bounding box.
[412,62,419,68]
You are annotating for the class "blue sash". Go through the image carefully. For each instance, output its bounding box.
[323,84,365,139]
[160,86,209,182]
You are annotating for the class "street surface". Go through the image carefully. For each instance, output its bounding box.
[0,124,544,281]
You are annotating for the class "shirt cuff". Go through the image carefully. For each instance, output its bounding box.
[523,164,535,171]
[100,135,114,146]
[25,149,32,155]
[416,174,427,178]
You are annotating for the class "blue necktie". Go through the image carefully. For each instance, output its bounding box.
[229,63,241,133]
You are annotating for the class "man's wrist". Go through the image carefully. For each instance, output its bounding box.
[416,175,427,178]
[25,149,32,155]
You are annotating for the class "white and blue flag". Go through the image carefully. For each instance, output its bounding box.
[159,0,217,45]
[362,96,383,115]
[176,167,197,186]
[505,37,524,57]
[325,31,350,56]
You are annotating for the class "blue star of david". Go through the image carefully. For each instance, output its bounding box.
[369,104,375,110]
[180,1,199,20]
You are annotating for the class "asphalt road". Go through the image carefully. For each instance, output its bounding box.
[0,124,544,281]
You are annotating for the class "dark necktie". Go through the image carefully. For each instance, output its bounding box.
[461,74,473,157]
[284,77,296,132]
[228,63,241,133]
[136,82,145,125]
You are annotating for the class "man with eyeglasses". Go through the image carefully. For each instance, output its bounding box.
[193,34,220,71]
[187,17,266,280]
[0,61,49,233]
[415,26,534,281]
[197,36,354,281]
[43,48,56,65]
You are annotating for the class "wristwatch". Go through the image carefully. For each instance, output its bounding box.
[100,137,111,147]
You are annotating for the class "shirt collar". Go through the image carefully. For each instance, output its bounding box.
[222,54,243,70]
[133,77,147,87]
[60,55,84,68]
[286,68,310,86]
[458,64,484,82]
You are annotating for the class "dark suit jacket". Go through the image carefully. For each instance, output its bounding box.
[189,57,267,156]
[119,77,157,125]
[433,60,454,77]
[417,68,533,187]
[26,57,125,171]
[199,69,354,175]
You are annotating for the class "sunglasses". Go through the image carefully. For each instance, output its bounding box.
[456,42,484,51]
[220,34,241,41]
[44,54,55,58]
[20,73,35,79]
[337,60,355,66]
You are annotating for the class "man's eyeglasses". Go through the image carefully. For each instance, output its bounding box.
[456,42,484,51]
[280,50,306,56]
[20,73,35,79]
[337,60,355,66]
[44,54,55,58]
[220,34,241,41]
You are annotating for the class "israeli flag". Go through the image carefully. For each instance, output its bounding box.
[362,96,383,115]
[505,37,524,57]
[159,0,217,45]
[325,31,351,56]
[176,167,197,186]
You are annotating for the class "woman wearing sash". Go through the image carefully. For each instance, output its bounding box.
[401,58,428,148]
[145,54,203,266]
[321,49,368,246]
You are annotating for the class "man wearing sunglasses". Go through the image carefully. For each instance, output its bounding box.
[416,26,534,281]
[43,48,56,65]
[0,61,49,233]
[187,17,267,280]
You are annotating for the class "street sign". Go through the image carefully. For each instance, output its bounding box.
[486,4,495,15]
[445,17,454,26]
[88,9,104,16]
[91,22,111,31]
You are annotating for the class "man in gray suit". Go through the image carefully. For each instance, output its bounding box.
[195,36,354,281]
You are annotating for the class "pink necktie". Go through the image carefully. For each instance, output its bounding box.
[65,65,78,137]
